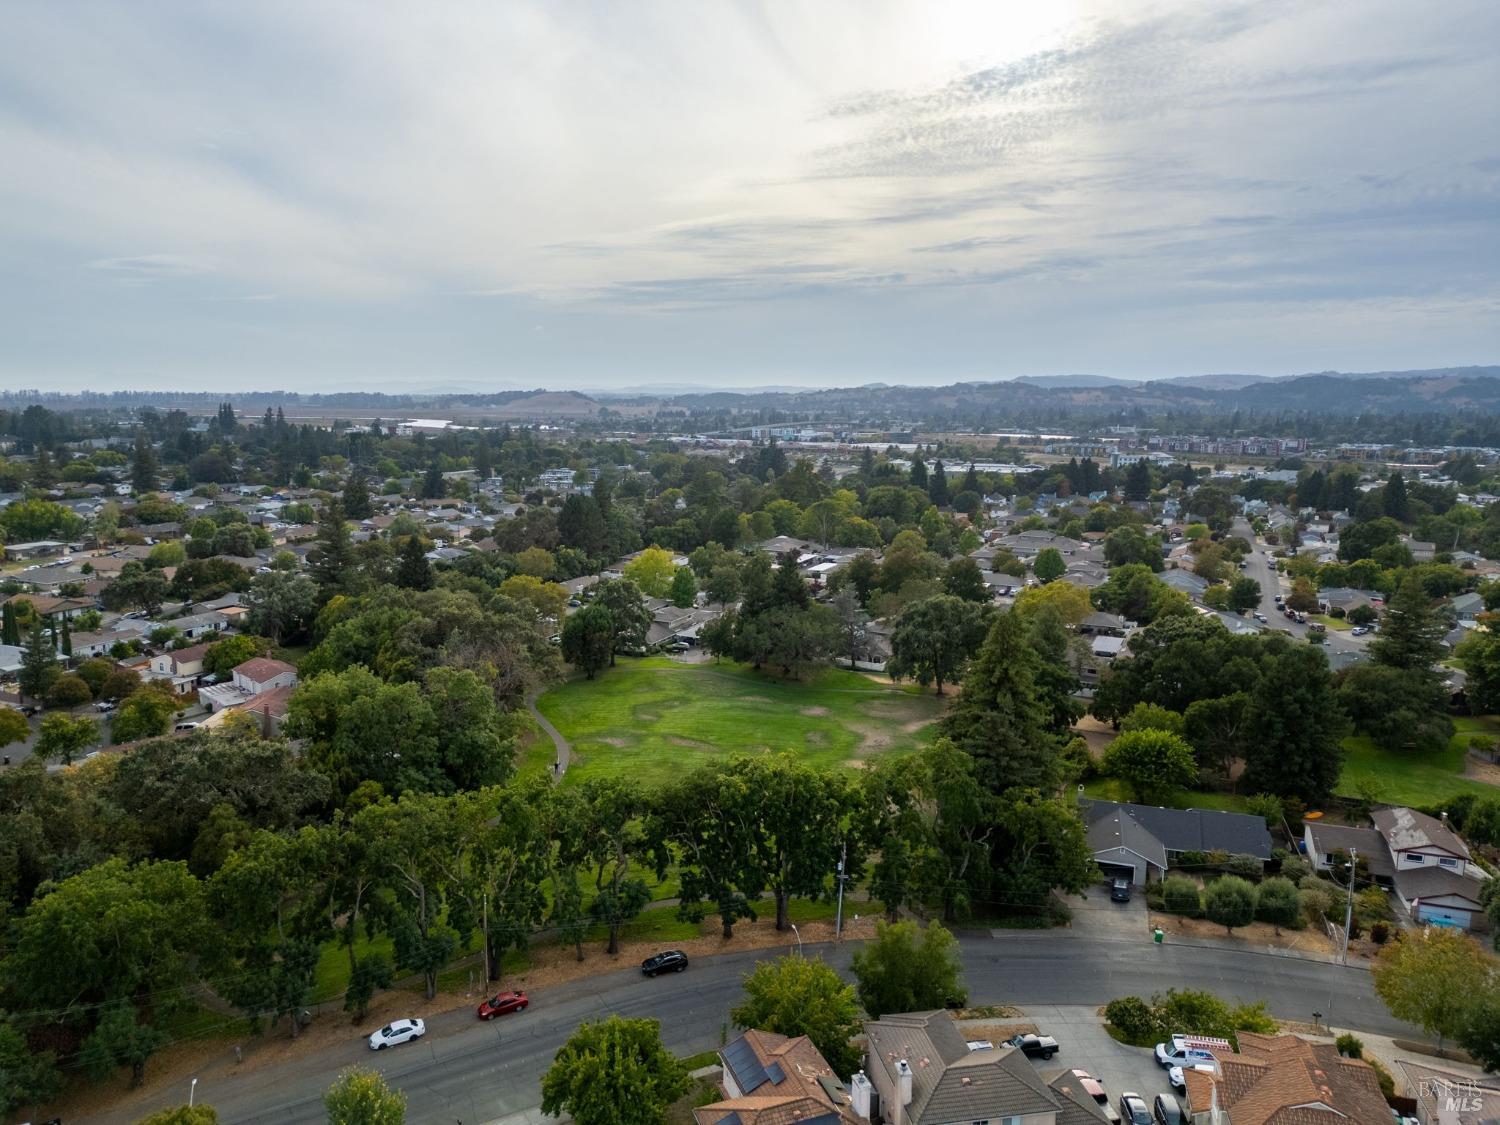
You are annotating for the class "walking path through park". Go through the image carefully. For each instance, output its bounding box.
[525,688,571,782]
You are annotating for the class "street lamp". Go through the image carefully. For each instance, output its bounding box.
[189,1077,198,1107]
[789,923,802,955]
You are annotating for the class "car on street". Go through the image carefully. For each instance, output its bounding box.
[1119,1092,1152,1125]
[1351,625,1370,636]
[1004,1032,1058,1059]
[1061,1070,1120,1123]
[476,990,528,1020]
[1156,1040,1217,1068]
[1253,612,1267,623]
[1153,1094,1187,1124]
[1110,876,1132,903]
[1274,594,1283,604]
[368,1018,425,1050]
[641,949,689,976]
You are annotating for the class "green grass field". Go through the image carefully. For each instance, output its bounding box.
[535,657,946,787]
[1334,717,1500,806]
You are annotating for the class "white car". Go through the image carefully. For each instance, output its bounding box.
[368,1018,426,1050]
[1169,1063,1217,1091]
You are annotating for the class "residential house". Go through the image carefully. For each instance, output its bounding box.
[1304,806,1491,930]
[148,642,212,695]
[1182,1032,1389,1125]
[1396,1059,1500,1125]
[1,594,95,622]
[696,1029,861,1125]
[1077,611,1130,637]
[2,540,69,561]
[199,657,300,713]
[1086,800,1273,886]
[1159,569,1209,600]
[164,610,231,640]
[1317,587,1382,616]
[861,1009,1073,1125]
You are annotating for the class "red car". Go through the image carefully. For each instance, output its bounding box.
[476,990,528,1020]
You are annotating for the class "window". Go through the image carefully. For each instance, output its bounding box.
[1440,857,1458,869]
[1406,853,1425,864]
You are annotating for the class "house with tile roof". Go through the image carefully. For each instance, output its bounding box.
[1181,1031,1389,1125]
[696,1028,861,1125]
[199,657,298,714]
[862,1010,1072,1125]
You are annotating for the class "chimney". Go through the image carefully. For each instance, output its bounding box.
[896,1058,914,1107]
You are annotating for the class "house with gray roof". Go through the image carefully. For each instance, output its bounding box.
[1085,800,1272,886]
[863,1010,1070,1125]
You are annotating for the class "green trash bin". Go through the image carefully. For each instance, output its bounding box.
[1153,927,1164,944]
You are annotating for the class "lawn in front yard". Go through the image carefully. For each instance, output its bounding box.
[1335,724,1500,807]
[1082,776,1251,814]
[535,657,946,786]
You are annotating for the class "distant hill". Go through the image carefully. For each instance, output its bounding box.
[1011,374,1138,389]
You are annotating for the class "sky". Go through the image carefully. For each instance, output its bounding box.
[0,0,1497,393]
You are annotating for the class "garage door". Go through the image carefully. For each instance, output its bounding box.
[1417,905,1471,929]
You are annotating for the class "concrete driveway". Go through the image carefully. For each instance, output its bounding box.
[1026,1004,1183,1121]
[1065,884,1150,944]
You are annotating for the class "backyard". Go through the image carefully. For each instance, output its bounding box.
[533,656,947,787]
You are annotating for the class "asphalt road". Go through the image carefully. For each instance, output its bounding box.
[108,931,1412,1125]
[1230,518,1370,662]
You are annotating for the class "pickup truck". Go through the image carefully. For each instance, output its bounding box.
[1005,1032,1059,1059]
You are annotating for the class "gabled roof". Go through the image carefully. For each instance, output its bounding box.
[1087,804,1167,872]
[864,1011,1061,1123]
[698,1030,860,1125]
[1086,800,1273,860]
[1372,806,1471,859]
[233,657,297,684]
[1302,823,1393,879]
[1183,1033,1388,1125]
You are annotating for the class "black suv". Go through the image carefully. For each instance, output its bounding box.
[641,950,689,977]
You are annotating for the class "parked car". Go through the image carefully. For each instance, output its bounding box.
[94,699,116,712]
[1274,594,1284,604]
[368,1018,425,1050]
[1351,625,1370,636]
[1061,1070,1120,1123]
[1168,1063,1215,1091]
[1110,876,1132,903]
[476,990,528,1020]
[1004,1032,1058,1059]
[641,950,689,976]
[1253,612,1268,623]
[1119,1093,1152,1125]
[1153,1094,1187,1125]
[1155,1041,1217,1068]
[174,721,199,732]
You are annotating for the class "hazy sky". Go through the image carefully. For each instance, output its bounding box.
[1,0,1496,392]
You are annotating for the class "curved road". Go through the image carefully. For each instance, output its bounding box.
[108,930,1411,1125]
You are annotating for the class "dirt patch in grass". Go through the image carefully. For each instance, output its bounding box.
[805,730,828,745]
[802,705,830,717]
[598,736,629,747]
[843,759,869,770]
[668,735,712,748]
[1464,754,1500,785]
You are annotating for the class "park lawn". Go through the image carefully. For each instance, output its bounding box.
[511,712,557,782]
[537,657,946,787]
[1335,730,1499,807]
[1082,776,1250,814]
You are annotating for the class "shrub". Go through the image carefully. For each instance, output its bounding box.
[1205,876,1256,934]
[1280,855,1311,882]
[1230,1001,1278,1035]
[1163,876,1202,916]
[1245,793,1284,827]
[1300,886,1333,927]
[1367,1057,1397,1100]
[1254,877,1302,934]
[1155,989,1235,1042]
[45,673,93,710]
[1177,850,1208,871]
[1223,853,1263,880]
[1370,921,1390,945]
[1105,996,1160,1045]
[1335,1032,1364,1058]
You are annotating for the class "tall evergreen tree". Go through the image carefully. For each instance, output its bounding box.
[131,437,159,495]
[928,460,950,506]
[18,617,56,702]
[395,536,433,591]
[557,494,606,556]
[772,551,810,610]
[307,499,356,594]
[60,615,72,658]
[1242,643,1348,801]
[1383,471,1409,522]
[1123,460,1153,501]
[961,463,981,496]
[939,613,1059,795]
[1,602,18,647]
[342,472,373,520]
[909,454,928,489]
[420,462,445,500]
[1371,574,1446,675]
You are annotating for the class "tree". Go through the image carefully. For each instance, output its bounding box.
[1013,580,1093,627]
[540,1016,689,1125]
[1383,471,1409,521]
[557,493,607,556]
[17,617,56,702]
[1104,526,1163,571]
[0,1022,60,1119]
[499,574,569,623]
[34,712,98,765]
[561,604,615,679]
[1285,576,1319,613]
[342,471,373,520]
[940,613,1060,795]
[0,706,28,752]
[1242,643,1348,802]
[1339,662,1453,754]
[394,535,433,591]
[668,566,697,608]
[202,634,269,677]
[1124,460,1153,501]
[888,595,988,695]
[1254,876,1301,935]
[1,601,18,647]
[1374,927,1494,1053]
[307,498,356,594]
[595,578,653,663]
[850,920,966,1019]
[111,685,179,743]
[1203,875,1256,935]
[830,586,870,670]
[1033,547,1066,584]
[1371,574,1447,674]
[1457,976,1500,1073]
[43,671,91,709]
[325,1066,407,1125]
[132,436,159,493]
[79,1000,169,1087]
[942,557,989,603]
[623,546,677,598]
[731,956,863,1077]
[1227,576,1261,614]
[1458,628,1500,714]
[247,570,321,644]
[1102,729,1197,804]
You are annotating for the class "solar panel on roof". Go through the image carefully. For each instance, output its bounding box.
[766,1061,785,1084]
[722,1038,769,1092]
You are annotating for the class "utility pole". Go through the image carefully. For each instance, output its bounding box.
[1340,849,1357,966]
[482,893,490,982]
[835,840,847,940]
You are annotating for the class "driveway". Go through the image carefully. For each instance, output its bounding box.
[1064,885,1150,944]
[1028,1004,1180,1119]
